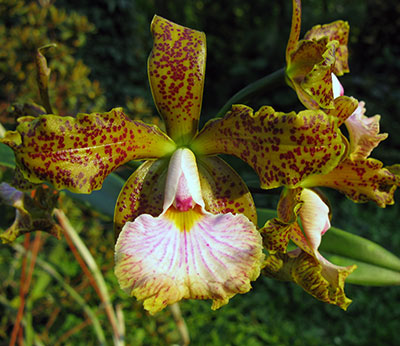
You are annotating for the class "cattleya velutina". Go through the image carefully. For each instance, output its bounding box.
[1,15,349,313]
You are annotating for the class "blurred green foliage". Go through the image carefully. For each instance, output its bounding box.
[0,0,105,121]
[1,0,400,344]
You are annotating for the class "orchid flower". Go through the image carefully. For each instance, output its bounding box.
[1,16,347,314]
[261,96,400,309]
[285,0,349,109]
[261,187,356,310]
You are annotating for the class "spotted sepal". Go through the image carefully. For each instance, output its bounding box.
[148,15,206,144]
[1,108,176,193]
[285,0,302,62]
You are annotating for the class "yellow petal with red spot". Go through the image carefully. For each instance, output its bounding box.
[114,204,264,315]
[114,158,169,239]
[287,38,337,109]
[304,20,350,76]
[1,108,176,193]
[300,40,338,109]
[264,251,355,310]
[324,96,358,126]
[198,155,257,225]
[260,218,295,254]
[148,15,206,144]
[192,104,345,189]
[303,158,400,207]
[261,186,355,310]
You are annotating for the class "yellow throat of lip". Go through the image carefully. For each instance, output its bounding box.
[164,205,204,232]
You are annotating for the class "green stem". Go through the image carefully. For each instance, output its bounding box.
[13,243,107,345]
[217,67,286,117]
[169,303,190,346]
[55,209,125,346]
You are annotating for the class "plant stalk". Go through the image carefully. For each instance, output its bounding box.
[217,67,286,117]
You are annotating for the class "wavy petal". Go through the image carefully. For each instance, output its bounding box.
[300,40,338,109]
[1,108,176,193]
[114,159,169,238]
[148,15,206,143]
[345,101,388,160]
[197,156,257,225]
[266,250,355,310]
[304,20,350,76]
[287,38,337,109]
[286,0,302,62]
[192,105,345,189]
[263,250,355,310]
[287,39,327,85]
[115,208,264,314]
[304,158,400,207]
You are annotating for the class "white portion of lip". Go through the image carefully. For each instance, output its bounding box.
[162,148,205,211]
[114,209,263,314]
[299,188,330,251]
[332,73,344,99]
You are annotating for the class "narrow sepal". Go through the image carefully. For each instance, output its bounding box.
[286,0,302,62]
[1,108,176,193]
[344,101,388,160]
[192,105,345,189]
[148,15,206,143]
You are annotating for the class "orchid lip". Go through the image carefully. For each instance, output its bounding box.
[114,149,264,313]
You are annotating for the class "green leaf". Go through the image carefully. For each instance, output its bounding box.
[322,254,400,286]
[0,142,16,168]
[320,227,400,272]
